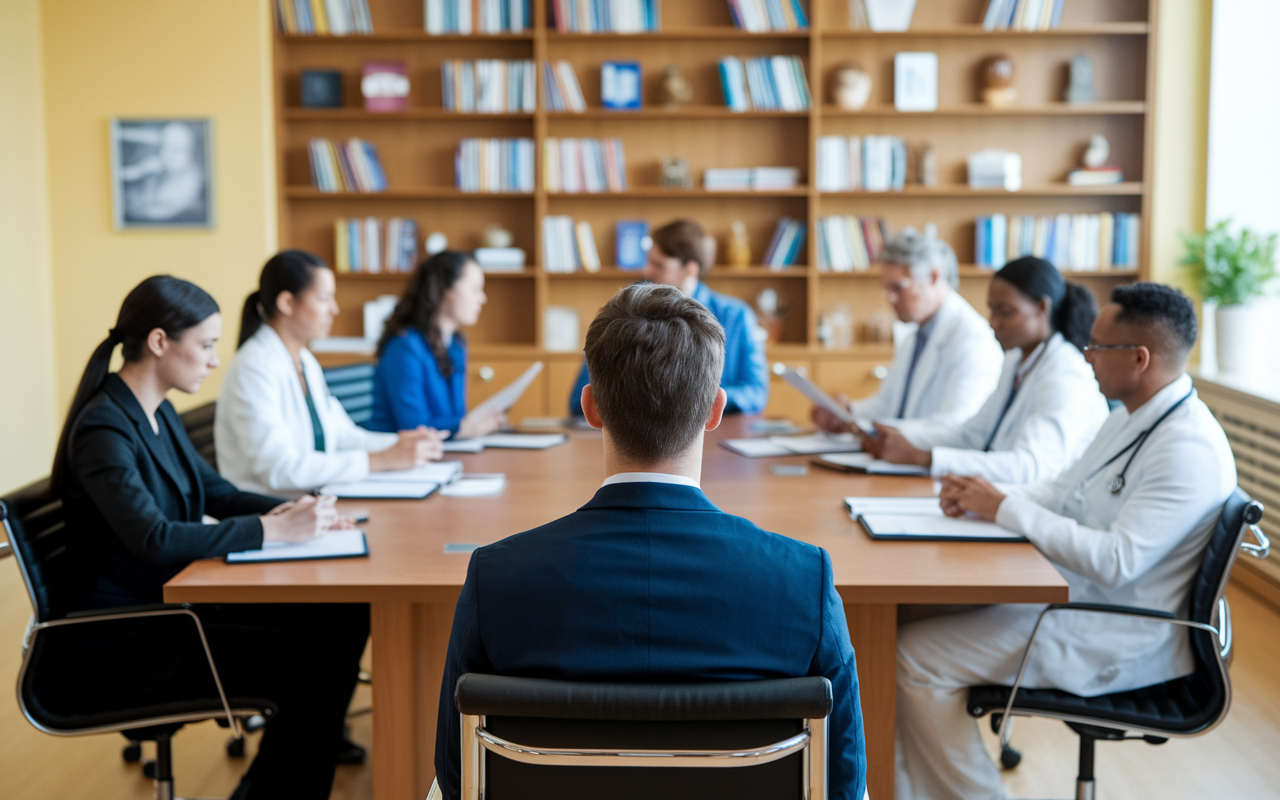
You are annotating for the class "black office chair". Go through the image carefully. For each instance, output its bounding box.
[967,488,1269,800]
[322,362,376,425]
[179,401,218,469]
[1,478,275,800]
[453,674,832,800]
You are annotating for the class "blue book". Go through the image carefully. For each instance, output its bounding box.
[361,142,387,191]
[602,61,642,110]
[615,220,650,268]
[791,0,808,28]
[764,0,787,29]
[975,216,988,266]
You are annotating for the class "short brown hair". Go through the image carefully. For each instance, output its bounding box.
[652,219,709,276]
[584,283,725,464]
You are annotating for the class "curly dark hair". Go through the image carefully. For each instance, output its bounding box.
[1111,282,1198,362]
[376,250,474,376]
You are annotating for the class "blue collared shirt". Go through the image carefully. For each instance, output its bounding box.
[568,281,769,416]
[368,329,468,434]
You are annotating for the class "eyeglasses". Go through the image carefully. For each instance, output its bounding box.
[882,277,914,299]
[1081,343,1142,353]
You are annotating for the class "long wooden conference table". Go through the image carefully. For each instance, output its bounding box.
[165,417,1068,800]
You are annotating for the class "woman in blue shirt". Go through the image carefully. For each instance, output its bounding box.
[369,251,506,438]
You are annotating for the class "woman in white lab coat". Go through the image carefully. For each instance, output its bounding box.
[862,256,1110,484]
[216,250,444,496]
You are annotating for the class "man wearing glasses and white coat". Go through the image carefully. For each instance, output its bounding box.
[813,228,1004,433]
[895,283,1237,800]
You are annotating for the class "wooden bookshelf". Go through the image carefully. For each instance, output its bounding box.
[273,0,1157,424]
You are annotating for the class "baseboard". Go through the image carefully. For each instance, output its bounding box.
[1231,558,1280,613]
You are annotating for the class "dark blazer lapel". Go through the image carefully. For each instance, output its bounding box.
[160,401,205,519]
[103,375,194,519]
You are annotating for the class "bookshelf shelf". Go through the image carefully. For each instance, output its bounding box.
[336,269,536,279]
[548,188,810,199]
[816,266,1142,279]
[820,102,1146,117]
[546,27,812,41]
[817,23,1149,38]
[546,267,810,279]
[818,183,1144,198]
[286,109,536,121]
[284,30,536,42]
[548,107,809,119]
[285,188,534,200]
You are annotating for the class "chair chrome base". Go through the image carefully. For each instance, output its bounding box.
[1076,778,1095,800]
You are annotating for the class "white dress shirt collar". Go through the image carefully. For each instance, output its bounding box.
[602,472,701,489]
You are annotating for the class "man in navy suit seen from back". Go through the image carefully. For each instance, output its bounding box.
[433,283,867,799]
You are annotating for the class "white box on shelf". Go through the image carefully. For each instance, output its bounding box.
[363,295,398,342]
[893,52,938,112]
[967,149,1023,191]
[544,306,581,352]
[475,247,527,270]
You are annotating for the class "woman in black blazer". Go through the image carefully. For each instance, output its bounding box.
[53,276,368,800]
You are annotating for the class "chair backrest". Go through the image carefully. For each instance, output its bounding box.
[179,401,217,468]
[453,674,832,800]
[1,479,86,623]
[322,362,376,425]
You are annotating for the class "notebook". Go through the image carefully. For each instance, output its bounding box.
[856,513,1027,542]
[721,433,862,458]
[318,481,440,499]
[814,453,929,476]
[360,461,462,484]
[226,530,370,563]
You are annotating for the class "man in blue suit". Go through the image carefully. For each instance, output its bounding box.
[567,218,769,416]
[434,283,867,800]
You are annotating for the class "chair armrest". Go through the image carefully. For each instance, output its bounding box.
[64,603,192,620]
[0,539,10,559]
[1043,602,1175,620]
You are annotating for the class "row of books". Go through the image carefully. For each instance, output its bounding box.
[762,217,806,268]
[308,138,387,193]
[454,138,536,193]
[333,217,419,273]
[980,0,1065,31]
[542,138,629,193]
[442,60,536,113]
[703,167,800,191]
[816,135,909,193]
[543,61,587,112]
[549,0,660,32]
[975,213,1141,271]
[425,0,532,33]
[727,0,808,31]
[718,56,812,112]
[275,0,373,34]
[542,216,603,272]
[816,216,891,271]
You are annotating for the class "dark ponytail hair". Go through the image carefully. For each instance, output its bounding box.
[238,249,328,348]
[52,276,221,492]
[376,250,474,376]
[994,256,1098,351]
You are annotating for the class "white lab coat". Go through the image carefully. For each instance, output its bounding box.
[895,374,1238,800]
[215,326,398,496]
[895,333,1110,483]
[849,292,1003,425]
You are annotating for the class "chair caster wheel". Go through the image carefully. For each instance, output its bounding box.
[999,744,1022,770]
[122,741,142,763]
[142,760,157,779]
[227,736,247,757]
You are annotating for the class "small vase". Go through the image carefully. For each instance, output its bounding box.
[1216,302,1263,375]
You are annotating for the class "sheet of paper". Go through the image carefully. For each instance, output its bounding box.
[361,461,462,484]
[844,496,943,517]
[227,530,369,563]
[441,439,486,453]
[858,513,1026,542]
[819,453,929,476]
[471,361,544,417]
[769,433,862,455]
[479,433,566,450]
[781,369,853,424]
[318,480,439,499]
[720,438,793,458]
[440,474,507,497]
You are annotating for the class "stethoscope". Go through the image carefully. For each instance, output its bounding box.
[1087,388,1194,495]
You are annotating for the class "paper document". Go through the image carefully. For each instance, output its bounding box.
[816,453,929,476]
[857,513,1026,542]
[441,439,486,453]
[844,496,943,517]
[227,530,369,563]
[721,433,862,458]
[720,438,791,457]
[319,480,439,499]
[470,362,544,417]
[361,461,462,484]
[479,433,566,449]
[781,369,853,424]
[440,474,507,497]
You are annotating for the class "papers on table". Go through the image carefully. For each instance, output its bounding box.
[471,362,544,417]
[319,481,440,499]
[440,474,507,497]
[814,453,929,476]
[361,461,463,484]
[842,496,1026,542]
[780,368,853,424]
[844,496,943,516]
[445,433,568,452]
[720,433,862,458]
[226,530,369,563]
[441,439,486,453]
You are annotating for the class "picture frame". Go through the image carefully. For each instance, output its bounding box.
[893,52,938,112]
[110,118,214,229]
[601,61,642,110]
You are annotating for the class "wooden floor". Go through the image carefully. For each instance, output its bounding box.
[2,562,1278,799]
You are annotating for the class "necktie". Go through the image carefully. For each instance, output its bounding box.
[896,328,930,419]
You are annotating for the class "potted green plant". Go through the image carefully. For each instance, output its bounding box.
[1179,219,1277,374]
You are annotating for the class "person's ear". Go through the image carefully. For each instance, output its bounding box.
[1132,344,1152,374]
[145,328,168,359]
[276,290,296,318]
[581,384,604,430]
[705,388,728,432]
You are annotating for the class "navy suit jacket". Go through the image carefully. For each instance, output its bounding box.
[434,481,867,800]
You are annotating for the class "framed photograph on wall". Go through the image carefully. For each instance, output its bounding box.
[110,118,213,229]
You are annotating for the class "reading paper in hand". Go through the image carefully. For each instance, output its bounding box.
[781,369,853,424]
[470,361,544,418]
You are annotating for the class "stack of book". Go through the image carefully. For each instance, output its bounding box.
[275,0,373,34]
[454,138,536,193]
[717,56,812,112]
[542,216,602,272]
[1067,166,1124,186]
[425,0,532,32]
[981,0,1065,31]
[702,167,799,191]
[762,217,806,268]
[817,216,890,272]
[726,0,808,31]
[333,217,419,273]
[975,212,1141,270]
[542,138,628,193]
[308,138,387,193]
[442,60,536,113]
[816,136,908,192]
[543,61,587,112]
[549,0,660,32]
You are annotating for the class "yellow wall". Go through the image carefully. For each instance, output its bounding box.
[0,0,58,495]
[41,0,278,414]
